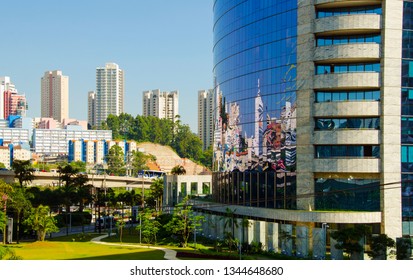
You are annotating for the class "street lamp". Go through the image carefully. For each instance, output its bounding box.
[141,170,147,208]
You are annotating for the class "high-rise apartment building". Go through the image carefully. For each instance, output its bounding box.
[206,0,412,246]
[1,77,27,119]
[41,70,69,123]
[0,77,14,119]
[88,91,96,128]
[198,89,215,150]
[142,89,179,122]
[95,63,124,127]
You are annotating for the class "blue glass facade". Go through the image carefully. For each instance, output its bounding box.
[402,1,413,223]
[212,0,297,208]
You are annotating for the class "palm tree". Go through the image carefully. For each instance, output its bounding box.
[150,178,164,212]
[23,205,59,241]
[171,165,186,175]
[9,187,32,243]
[11,159,35,188]
[57,164,88,235]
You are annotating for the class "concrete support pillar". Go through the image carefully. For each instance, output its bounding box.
[247,219,255,243]
[295,226,309,258]
[267,222,279,252]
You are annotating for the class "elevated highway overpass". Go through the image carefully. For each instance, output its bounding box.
[0,170,154,189]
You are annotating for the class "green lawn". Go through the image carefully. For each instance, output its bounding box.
[4,239,166,260]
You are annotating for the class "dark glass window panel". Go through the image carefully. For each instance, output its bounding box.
[347,146,363,157]
[372,146,380,158]
[332,145,346,157]
[316,146,331,158]
[275,172,285,209]
[315,178,380,211]
[347,118,362,128]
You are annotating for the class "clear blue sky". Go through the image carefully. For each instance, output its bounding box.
[0,0,213,133]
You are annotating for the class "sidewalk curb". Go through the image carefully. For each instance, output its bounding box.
[91,234,180,260]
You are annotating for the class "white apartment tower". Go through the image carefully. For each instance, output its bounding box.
[95,63,124,127]
[88,91,96,128]
[198,89,215,150]
[41,70,69,123]
[142,89,179,122]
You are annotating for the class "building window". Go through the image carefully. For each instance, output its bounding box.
[315,145,380,158]
[317,34,381,46]
[315,178,380,211]
[316,63,380,75]
[202,182,211,194]
[316,6,382,18]
[191,182,198,195]
[315,117,380,130]
[402,145,413,172]
[316,90,380,102]
[180,182,187,197]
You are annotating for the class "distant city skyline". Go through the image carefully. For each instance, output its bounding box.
[0,0,213,132]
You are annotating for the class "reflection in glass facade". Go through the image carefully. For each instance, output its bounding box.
[402,1,413,226]
[212,1,297,209]
[315,178,380,211]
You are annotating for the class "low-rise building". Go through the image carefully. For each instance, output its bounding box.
[164,174,212,207]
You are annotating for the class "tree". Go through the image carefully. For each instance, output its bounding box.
[171,165,186,175]
[23,205,59,241]
[0,247,21,260]
[164,197,204,247]
[11,159,35,188]
[57,164,88,235]
[69,161,86,172]
[368,234,395,260]
[173,124,203,161]
[200,145,213,170]
[0,210,5,240]
[9,187,32,243]
[136,209,161,244]
[75,184,93,213]
[130,150,150,176]
[106,145,125,176]
[223,208,238,236]
[58,164,88,213]
[0,180,13,244]
[330,225,371,259]
[116,219,126,244]
[149,178,164,211]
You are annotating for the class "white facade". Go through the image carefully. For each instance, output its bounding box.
[96,63,124,127]
[0,147,10,168]
[0,128,30,144]
[71,140,83,162]
[94,140,105,164]
[164,174,212,206]
[142,89,179,122]
[41,70,69,123]
[33,129,112,155]
[13,146,31,161]
[198,89,215,150]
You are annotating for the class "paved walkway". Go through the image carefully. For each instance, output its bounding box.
[90,234,180,260]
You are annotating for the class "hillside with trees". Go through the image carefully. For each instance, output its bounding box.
[100,113,212,170]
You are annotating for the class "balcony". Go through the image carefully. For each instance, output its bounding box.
[314,72,380,90]
[315,14,381,36]
[315,0,382,8]
[314,130,380,145]
[314,101,380,116]
[314,158,380,173]
[314,43,380,63]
